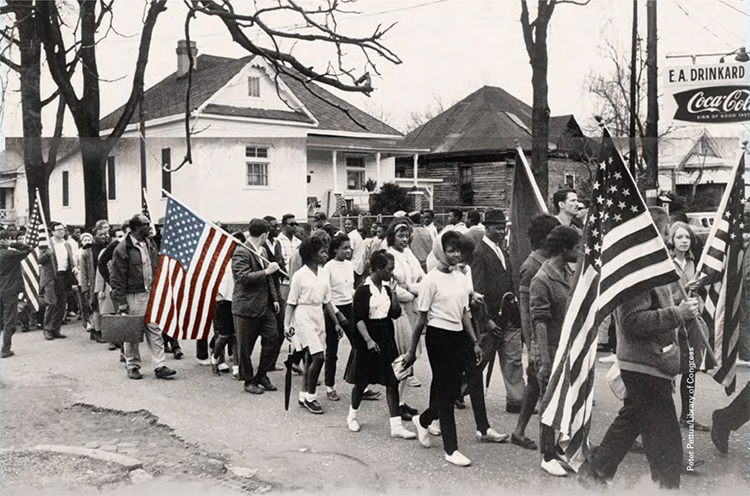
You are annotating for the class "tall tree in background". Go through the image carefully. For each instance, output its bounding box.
[643,0,659,196]
[0,1,69,220]
[520,0,589,201]
[36,0,168,227]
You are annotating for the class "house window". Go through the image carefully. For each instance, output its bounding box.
[248,76,260,98]
[62,171,69,207]
[346,156,366,190]
[246,146,269,187]
[564,172,576,189]
[459,165,473,185]
[162,148,171,197]
[107,156,116,200]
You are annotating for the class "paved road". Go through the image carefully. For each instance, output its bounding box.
[2,321,749,494]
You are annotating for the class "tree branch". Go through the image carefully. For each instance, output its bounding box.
[0,53,22,72]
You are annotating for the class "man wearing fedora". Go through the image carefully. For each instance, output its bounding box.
[469,209,525,413]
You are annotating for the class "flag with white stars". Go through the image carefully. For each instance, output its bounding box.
[696,153,746,395]
[21,191,49,311]
[141,188,156,236]
[541,128,680,472]
[145,196,236,340]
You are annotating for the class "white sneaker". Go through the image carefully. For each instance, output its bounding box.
[391,425,417,439]
[445,450,471,467]
[428,420,441,436]
[541,458,568,477]
[347,417,361,432]
[598,354,616,364]
[412,415,431,448]
[196,358,211,366]
[476,428,509,443]
[218,362,230,372]
[736,359,750,368]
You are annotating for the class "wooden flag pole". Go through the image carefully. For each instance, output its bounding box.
[161,190,289,278]
[676,284,717,366]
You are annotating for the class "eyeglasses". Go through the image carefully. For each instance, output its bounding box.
[287,222,299,227]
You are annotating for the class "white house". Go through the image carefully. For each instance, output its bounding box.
[23,41,421,226]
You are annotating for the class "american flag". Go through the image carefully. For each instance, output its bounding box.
[141,188,156,234]
[145,196,235,340]
[21,192,49,311]
[540,129,680,471]
[696,154,746,395]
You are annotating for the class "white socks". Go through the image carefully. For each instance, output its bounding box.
[348,406,358,422]
[390,417,417,439]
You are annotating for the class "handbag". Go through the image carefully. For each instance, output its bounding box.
[101,314,145,343]
[391,354,413,381]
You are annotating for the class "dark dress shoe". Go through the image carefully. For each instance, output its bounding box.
[711,410,730,455]
[211,362,221,377]
[108,342,118,351]
[679,417,710,432]
[154,366,177,379]
[257,377,277,391]
[291,364,303,375]
[401,403,418,415]
[43,330,55,341]
[173,349,184,360]
[51,331,67,339]
[506,403,522,414]
[244,382,264,394]
[128,368,143,380]
[399,404,413,421]
[455,398,466,409]
[1,350,15,359]
[362,389,382,401]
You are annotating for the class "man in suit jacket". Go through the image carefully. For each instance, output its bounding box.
[232,218,281,395]
[39,221,76,340]
[469,209,526,413]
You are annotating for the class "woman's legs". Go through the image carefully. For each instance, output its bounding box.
[306,351,325,397]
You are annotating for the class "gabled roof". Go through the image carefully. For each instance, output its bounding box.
[402,85,590,157]
[100,53,400,136]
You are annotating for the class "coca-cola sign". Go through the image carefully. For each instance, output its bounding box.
[672,85,750,123]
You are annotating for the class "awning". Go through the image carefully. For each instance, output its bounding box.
[0,178,16,188]
[306,135,428,154]
[674,169,733,186]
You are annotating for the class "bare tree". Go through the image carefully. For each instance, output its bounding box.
[520,0,589,201]
[36,0,168,227]
[403,93,451,134]
[0,1,71,220]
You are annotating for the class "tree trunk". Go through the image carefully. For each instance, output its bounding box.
[629,0,638,176]
[530,29,550,200]
[643,0,659,198]
[80,136,108,227]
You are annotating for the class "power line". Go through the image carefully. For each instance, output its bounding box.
[717,0,750,18]
[671,0,736,48]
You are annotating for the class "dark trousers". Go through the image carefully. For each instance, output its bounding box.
[462,338,490,434]
[270,297,286,366]
[419,327,466,455]
[234,308,278,384]
[1,293,18,352]
[162,332,181,351]
[591,370,682,489]
[517,360,541,432]
[325,303,353,388]
[43,272,70,333]
[718,381,750,431]
[535,364,555,457]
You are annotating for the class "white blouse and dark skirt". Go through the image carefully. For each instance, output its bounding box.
[344,278,402,386]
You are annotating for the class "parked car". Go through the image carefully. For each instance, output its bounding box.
[686,211,716,242]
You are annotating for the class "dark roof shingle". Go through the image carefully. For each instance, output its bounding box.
[100,53,400,136]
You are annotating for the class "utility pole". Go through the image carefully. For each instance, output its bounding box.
[644,0,659,204]
[629,0,638,176]
[139,97,147,190]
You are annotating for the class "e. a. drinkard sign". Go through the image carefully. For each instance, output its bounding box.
[664,63,750,125]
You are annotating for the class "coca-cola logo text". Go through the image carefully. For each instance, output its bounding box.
[673,85,750,123]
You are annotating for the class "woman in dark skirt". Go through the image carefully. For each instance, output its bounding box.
[344,250,417,440]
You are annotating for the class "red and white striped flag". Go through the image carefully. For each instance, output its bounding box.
[21,190,49,311]
[695,153,746,395]
[145,195,236,340]
[540,128,680,470]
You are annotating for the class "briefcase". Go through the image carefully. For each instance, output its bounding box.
[101,315,145,343]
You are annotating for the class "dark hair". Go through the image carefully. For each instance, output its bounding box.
[669,211,689,224]
[233,231,246,244]
[299,236,326,265]
[552,188,577,214]
[546,226,581,257]
[321,224,339,239]
[528,214,561,251]
[281,213,296,225]
[466,210,480,226]
[441,230,463,251]
[0,230,11,240]
[263,215,277,223]
[422,209,434,216]
[49,221,64,231]
[314,212,327,221]
[449,208,463,221]
[329,232,351,259]
[408,211,422,224]
[456,233,476,263]
[370,249,394,272]
[128,214,148,231]
[649,206,670,233]
[248,218,271,237]
[385,218,413,247]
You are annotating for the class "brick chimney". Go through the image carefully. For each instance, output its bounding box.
[176,40,198,78]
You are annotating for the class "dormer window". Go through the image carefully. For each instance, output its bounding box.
[248,76,260,98]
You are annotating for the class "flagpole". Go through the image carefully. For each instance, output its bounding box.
[515,144,549,214]
[161,189,289,278]
[35,189,49,247]
[142,188,157,233]
[694,149,745,277]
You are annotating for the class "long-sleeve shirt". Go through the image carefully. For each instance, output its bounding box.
[0,244,33,296]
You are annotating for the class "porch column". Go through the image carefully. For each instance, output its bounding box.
[332,150,338,192]
[413,153,419,187]
[375,152,381,187]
